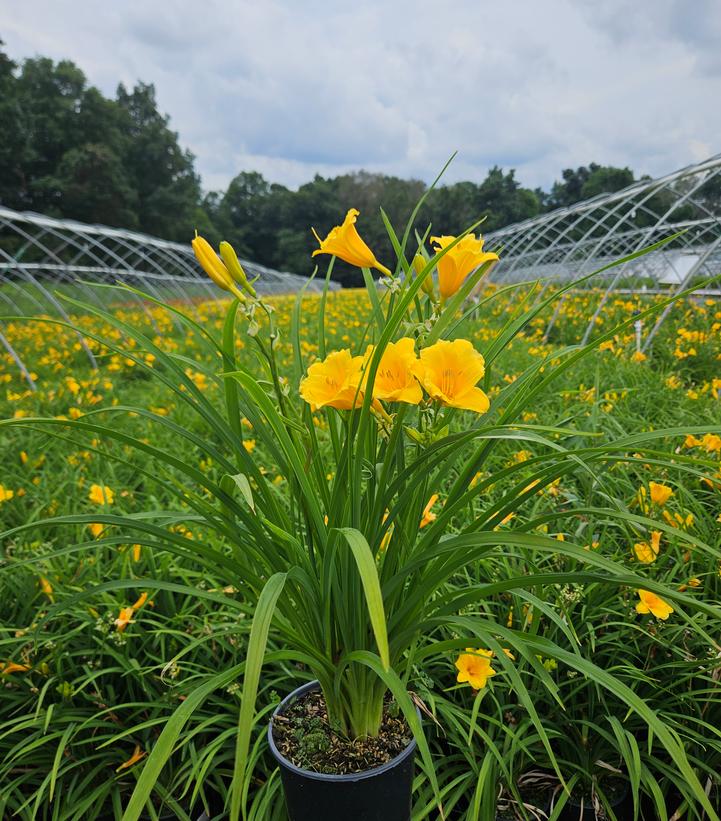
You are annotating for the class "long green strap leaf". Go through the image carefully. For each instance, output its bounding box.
[230,572,287,821]
[336,528,390,670]
[121,663,245,821]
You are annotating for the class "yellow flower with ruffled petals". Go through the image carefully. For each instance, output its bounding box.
[634,530,661,563]
[312,209,391,276]
[635,589,674,619]
[649,482,673,506]
[300,349,365,412]
[455,648,496,690]
[89,484,114,505]
[431,234,498,299]
[412,339,490,413]
[364,338,422,405]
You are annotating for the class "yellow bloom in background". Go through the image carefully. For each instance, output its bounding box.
[300,349,365,411]
[89,484,114,505]
[662,509,694,530]
[455,648,497,690]
[116,744,147,772]
[702,433,721,453]
[114,591,148,632]
[364,338,422,404]
[131,592,149,610]
[88,523,104,538]
[635,589,674,620]
[649,482,673,506]
[312,209,391,276]
[0,484,15,503]
[115,606,135,632]
[39,575,55,602]
[430,234,498,299]
[132,544,141,562]
[420,494,439,528]
[413,339,490,413]
[634,530,661,563]
[0,661,30,675]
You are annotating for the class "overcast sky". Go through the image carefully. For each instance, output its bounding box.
[3,0,720,194]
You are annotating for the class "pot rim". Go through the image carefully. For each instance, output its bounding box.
[267,679,418,783]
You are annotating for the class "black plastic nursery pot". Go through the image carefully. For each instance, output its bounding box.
[268,680,418,821]
[554,781,630,821]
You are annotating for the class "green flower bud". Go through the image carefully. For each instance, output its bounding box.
[220,241,257,297]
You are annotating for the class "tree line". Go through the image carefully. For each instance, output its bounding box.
[2,44,649,286]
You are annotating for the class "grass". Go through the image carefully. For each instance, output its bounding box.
[1,283,720,820]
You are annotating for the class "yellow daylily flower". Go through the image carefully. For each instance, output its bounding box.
[412,339,490,413]
[1,661,30,675]
[420,494,439,528]
[115,606,135,632]
[299,349,365,411]
[649,482,673,506]
[635,589,674,620]
[363,338,422,405]
[430,234,498,299]
[39,575,55,602]
[312,209,391,276]
[634,530,661,564]
[88,484,114,505]
[702,433,721,453]
[116,744,147,772]
[131,592,149,611]
[455,648,496,690]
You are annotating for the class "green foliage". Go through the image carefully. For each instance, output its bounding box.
[0,42,205,242]
[1,272,721,817]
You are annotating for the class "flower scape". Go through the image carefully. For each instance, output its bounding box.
[0,204,721,819]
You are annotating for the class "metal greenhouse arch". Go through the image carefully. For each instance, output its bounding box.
[0,208,333,388]
[483,153,721,349]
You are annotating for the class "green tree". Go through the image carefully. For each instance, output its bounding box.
[546,163,634,210]
[50,143,138,228]
[0,43,25,210]
[116,82,201,241]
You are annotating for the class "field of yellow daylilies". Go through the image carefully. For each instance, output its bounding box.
[1,282,721,820]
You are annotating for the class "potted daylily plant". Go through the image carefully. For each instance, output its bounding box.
[212,207,503,820]
[11,190,719,820]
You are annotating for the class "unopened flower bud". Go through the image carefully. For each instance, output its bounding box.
[412,255,435,298]
[220,241,257,297]
[191,235,246,302]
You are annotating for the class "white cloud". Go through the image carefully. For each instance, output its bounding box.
[2,0,720,193]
